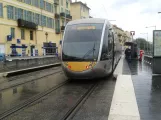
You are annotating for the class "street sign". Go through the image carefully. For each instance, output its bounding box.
[153,30,161,57]
[130,31,135,36]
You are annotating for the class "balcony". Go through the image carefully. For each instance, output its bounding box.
[55,13,60,19]
[54,0,59,5]
[118,33,122,36]
[60,12,65,17]
[61,26,65,31]
[56,28,60,34]
[66,14,72,20]
[17,19,37,30]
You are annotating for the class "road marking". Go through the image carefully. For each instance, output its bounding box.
[108,75,140,120]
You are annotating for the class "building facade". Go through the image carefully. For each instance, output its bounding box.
[0,0,72,56]
[70,1,90,20]
[113,25,131,45]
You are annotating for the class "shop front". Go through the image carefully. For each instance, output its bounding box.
[42,42,57,56]
[10,44,28,57]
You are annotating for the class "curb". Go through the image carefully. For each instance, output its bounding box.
[0,63,61,77]
[113,57,123,79]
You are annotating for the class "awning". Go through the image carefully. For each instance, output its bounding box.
[42,47,58,49]
[10,45,28,48]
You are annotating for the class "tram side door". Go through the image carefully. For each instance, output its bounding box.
[107,28,113,71]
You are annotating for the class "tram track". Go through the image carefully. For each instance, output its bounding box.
[61,81,99,120]
[0,80,69,120]
[0,79,100,120]
[0,69,62,92]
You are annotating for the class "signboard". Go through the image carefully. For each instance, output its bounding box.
[130,31,135,36]
[153,30,161,57]
[17,39,21,44]
[7,35,12,41]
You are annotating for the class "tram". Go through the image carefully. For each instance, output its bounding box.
[61,18,122,79]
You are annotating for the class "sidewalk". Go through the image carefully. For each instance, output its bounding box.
[111,56,161,120]
[108,56,140,120]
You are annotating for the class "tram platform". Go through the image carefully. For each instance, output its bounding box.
[109,56,161,120]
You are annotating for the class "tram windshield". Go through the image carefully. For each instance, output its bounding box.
[62,23,104,61]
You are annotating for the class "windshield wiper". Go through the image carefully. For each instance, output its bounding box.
[82,43,96,60]
[63,54,84,61]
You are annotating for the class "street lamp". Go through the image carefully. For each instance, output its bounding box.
[45,32,48,43]
[145,26,156,55]
[140,33,148,54]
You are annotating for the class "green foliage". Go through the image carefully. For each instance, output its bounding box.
[134,38,152,51]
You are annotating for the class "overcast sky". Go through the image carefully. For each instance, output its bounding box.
[72,0,161,42]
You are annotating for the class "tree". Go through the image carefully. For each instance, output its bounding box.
[134,38,152,52]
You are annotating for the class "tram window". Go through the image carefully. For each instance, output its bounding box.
[101,26,108,60]
[108,29,113,53]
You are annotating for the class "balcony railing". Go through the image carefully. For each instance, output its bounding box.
[56,28,60,34]
[66,14,72,20]
[61,26,65,31]
[60,12,65,17]
[17,19,37,30]
[55,13,60,19]
[54,0,59,5]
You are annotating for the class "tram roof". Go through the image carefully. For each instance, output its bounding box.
[67,18,109,25]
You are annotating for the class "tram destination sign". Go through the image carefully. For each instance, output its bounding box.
[153,30,161,57]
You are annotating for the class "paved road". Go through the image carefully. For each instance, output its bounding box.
[1,58,161,120]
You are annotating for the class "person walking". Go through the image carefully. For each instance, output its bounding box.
[125,47,132,62]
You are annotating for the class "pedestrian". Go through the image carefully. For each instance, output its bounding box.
[125,47,132,62]
[139,50,143,61]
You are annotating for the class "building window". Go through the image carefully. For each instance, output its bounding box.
[40,0,44,9]
[66,1,68,8]
[17,0,24,2]
[18,8,23,19]
[42,15,46,26]
[7,6,14,19]
[14,8,18,20]
[61,7,63,12]
[11,28,15,39]
[24,10,27,20]
[21,29,25,39]
[45,2,52,12]
[55,19,60,30]
[30,31,33,40]
[66,10,69,14]
[33,0,39,7]
[35,13,40,25]
[62,19,64,26]
[83,7,85,12]
[39,14,42,25]
[53,19,54,28]
[55,6,57,13]
[61,0,63,6]
[25,0,31,5]
[51,5,53,13]
[27,11,32,21]
[0,3,3,17]
[47,17,53,28]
